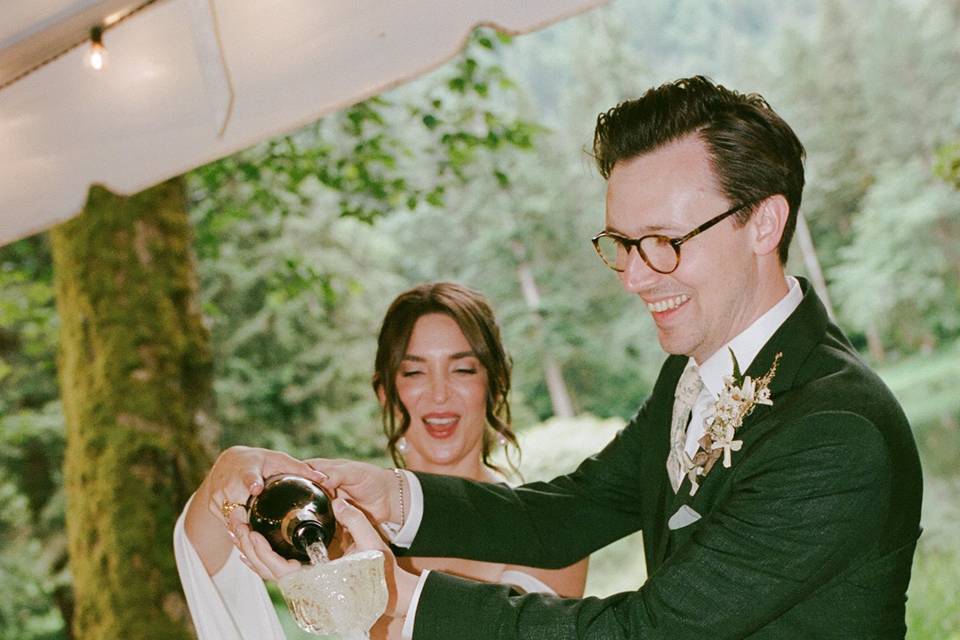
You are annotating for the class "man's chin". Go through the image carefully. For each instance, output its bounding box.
[655,330,691,357]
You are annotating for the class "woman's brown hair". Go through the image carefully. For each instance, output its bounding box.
[372,282,519,475]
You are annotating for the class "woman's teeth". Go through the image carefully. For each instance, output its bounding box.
[424,417,456,426]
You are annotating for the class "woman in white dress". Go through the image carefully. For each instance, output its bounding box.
[174,282,587,639]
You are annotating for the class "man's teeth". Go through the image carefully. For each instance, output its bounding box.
[424,417,456,426]
[647,295,689,313]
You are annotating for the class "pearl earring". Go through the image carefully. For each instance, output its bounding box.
[396,436,410,454]
[496,432,508,447]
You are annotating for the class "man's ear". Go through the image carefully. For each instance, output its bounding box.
[751,194,789,257]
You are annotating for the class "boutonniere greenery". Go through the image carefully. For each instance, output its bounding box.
[684,350,783,495]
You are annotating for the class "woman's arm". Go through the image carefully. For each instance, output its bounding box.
[174,498,288,640]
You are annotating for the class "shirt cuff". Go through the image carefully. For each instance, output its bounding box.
[382,469,423,548]
[401,569,431,640]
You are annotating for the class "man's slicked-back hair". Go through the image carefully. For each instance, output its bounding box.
[593,76,806,263]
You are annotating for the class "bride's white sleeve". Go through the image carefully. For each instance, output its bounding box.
[173,495,287,640]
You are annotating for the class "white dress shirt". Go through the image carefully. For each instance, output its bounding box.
[674,276,803,487]
[395,276,803,637]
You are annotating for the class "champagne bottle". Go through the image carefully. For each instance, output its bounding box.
[246,474,336,563]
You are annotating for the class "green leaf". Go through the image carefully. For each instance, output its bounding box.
[425,186,446,207]
[729,348,742,380]
[934,143,960,189]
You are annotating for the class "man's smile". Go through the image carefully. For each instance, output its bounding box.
[646,294,690,314]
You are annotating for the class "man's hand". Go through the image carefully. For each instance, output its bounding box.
[307,458,402,525]
[333,497,420,620]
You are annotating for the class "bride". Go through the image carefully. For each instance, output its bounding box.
[174,282,587,638]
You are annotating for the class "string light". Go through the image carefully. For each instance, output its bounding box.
[84,26,108,71]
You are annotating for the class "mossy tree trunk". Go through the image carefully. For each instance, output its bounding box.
[50,178,214,639]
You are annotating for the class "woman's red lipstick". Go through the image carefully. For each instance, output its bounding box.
[422,413,459,439]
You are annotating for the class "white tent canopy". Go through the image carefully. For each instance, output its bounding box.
[0,0,605,247]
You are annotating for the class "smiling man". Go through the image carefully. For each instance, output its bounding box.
[307,76,922,639]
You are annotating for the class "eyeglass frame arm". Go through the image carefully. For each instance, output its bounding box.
[591,199,760,274]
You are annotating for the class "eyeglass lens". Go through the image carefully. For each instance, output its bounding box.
[595,235,678,273]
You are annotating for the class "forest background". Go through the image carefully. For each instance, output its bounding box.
[1,0,959,638]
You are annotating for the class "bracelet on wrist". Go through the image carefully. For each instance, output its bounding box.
[392,467,405,527]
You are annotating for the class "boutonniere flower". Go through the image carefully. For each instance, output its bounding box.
[683,350,783,495]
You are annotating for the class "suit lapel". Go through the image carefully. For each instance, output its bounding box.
[654,278,830,567]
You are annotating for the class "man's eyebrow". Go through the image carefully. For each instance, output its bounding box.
[606,223,674,236]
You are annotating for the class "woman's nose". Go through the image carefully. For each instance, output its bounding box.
[431,376,449,403]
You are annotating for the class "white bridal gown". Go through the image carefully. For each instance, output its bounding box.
[173,497,556,640]
[173,498,287,639]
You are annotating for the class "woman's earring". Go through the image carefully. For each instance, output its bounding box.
[496,432,508,447]
[396,436,410,454]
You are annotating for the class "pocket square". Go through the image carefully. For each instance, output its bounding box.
[668,505,702,530]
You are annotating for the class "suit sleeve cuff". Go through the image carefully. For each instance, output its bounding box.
[401,569,431,639]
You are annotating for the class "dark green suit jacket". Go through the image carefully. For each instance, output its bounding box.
[404,279,922,639]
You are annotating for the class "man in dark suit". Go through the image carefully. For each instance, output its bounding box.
[318,76,924,638]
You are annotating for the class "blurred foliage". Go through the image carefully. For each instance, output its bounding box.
[829,161,960,352]
[877,340,960,478]
[935,142,960,189]
[0,238,67,639]
[0,405,69,640]
[0,235,58,415]
[905,474,960,640]
[774,0,960,358]
[778,0,960,262]
[2,1,959,636]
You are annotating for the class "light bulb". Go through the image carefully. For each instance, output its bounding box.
[85,27,108,72]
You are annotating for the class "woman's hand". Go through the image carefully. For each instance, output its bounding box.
[184,445,328,576]
[306,459,402,525]
[333,497,420,620]
[230,522,302,581]
[204,445,329,529]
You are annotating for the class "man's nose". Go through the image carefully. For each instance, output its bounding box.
[619,245,660,292]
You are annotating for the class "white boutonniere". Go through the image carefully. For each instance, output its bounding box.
[683,350,783,495]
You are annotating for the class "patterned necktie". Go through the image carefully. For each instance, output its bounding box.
[666,364,704,492]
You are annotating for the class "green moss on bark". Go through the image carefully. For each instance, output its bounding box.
[51,179,214,639]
